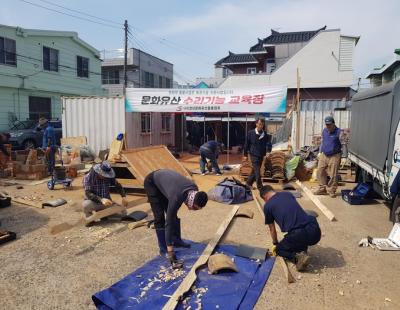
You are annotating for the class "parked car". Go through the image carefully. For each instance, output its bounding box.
[8,120,62,150]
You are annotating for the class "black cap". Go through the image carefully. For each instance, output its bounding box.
[194,191,208,208]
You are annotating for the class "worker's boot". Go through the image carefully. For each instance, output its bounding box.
[155,228,168,256]
[313,186,327,195]
[172,218,191,248]
[295,251,310,272]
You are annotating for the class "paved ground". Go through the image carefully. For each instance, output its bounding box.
[0,154,399,309]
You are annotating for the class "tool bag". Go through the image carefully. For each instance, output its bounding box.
[208,177,253,204]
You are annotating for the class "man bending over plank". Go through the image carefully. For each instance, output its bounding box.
[260,185,321,271]
[144,169,208,269]
[82,161,128,223]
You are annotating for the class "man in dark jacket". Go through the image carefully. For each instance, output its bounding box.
[144,169,208,269]
[199,140,222,175]
[243,118,269,190]
[82,161,128,223]
[260,185,321,271]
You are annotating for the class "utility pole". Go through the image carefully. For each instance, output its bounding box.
[295,67,301,151]
[123,19,128,94]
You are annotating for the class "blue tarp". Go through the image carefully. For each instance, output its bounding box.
[93,241,275,310]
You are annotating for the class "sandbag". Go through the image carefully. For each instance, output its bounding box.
[208,177,253,205]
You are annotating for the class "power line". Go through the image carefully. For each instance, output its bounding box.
[18,0,122,30]
[36,0,122,26]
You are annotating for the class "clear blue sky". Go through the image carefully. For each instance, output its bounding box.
[2,0,399,85]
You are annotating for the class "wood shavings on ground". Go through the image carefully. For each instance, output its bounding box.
[138,265,187,299]
[183,286,209,310]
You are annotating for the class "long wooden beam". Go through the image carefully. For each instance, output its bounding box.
[252,190,295,284]
[295,180,336,221]
[162,205,240,310]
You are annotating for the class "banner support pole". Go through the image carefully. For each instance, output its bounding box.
[227,112,230,165]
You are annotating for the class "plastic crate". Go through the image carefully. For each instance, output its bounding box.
[341,189,364,205]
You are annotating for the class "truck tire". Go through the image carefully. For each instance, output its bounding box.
[23,139,36,150]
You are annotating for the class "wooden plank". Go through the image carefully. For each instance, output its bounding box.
[122,145,191,184]
[12,197,43,209]
[61,136,87,146]
[162,205,240,310]
[295,180,336,221]
[108,139,124,161]
[252,190,295,284]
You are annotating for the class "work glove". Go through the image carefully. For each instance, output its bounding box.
[271,245,277,256]
[101,198,113,207]
[168,251,184,269]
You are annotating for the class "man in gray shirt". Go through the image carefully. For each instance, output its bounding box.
[144,169,208,269]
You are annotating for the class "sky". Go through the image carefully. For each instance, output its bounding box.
[1,0,399,85]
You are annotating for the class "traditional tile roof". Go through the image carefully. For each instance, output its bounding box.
[262,26,326,45]
[249,39,266,53]
[215,52,259,66]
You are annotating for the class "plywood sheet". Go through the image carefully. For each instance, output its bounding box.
[61,136,87,146]
[108,139,124,161]
[122,145,191,184]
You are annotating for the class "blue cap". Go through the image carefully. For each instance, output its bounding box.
[325,116,335,124]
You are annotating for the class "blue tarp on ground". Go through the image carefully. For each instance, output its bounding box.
[93,241,275,310]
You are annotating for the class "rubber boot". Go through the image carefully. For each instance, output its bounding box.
[155,228,168,256]
[172,218,191,248]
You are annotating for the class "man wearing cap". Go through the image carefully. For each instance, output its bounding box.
[199,140,222,176]
[260,185,321,271]
[243,117,271,190]
[82,161,128,223]
[38,117,57,175]
[144,169,208,269]
[314,116,343,198]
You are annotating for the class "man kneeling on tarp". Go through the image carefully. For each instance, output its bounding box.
[82,161,128,224]
[144,169,208,269]
[260,185,321,271]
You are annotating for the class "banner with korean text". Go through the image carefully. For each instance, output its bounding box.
[125,86,287,113]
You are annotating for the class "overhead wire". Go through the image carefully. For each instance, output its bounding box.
[18,0,123,30]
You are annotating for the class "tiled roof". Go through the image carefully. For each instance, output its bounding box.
[215,52,259,66]
[263,26,326,45]
[249,39,266,53]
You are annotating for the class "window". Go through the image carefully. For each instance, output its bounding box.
[159,76,163,88]
[144,71,154,88]
[43,46,59,72]
[141,113,151,133]
[161,113,171,132]
[77,56,89,78]
[102,70,119,84]
[166,78,171,88]
[29,96,51,120]
[0,36,16,66]
[247,67,257,74]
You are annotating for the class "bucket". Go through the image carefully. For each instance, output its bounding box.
[54,166,66,180]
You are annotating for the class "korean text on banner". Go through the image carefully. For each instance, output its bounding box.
[125,86,287,113]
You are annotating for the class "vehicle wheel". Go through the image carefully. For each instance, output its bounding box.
[47,180,55,190]
[23,139,36,150]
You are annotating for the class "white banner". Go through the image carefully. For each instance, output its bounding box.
[125,86,287,113]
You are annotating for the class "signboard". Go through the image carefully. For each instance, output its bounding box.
[125,86,287,113]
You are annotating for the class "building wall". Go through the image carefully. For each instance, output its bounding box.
[125,112,175,148]
[274,42,307,69]
[219,30,356,89]
[0,25,105,130]
[227,63,264,75]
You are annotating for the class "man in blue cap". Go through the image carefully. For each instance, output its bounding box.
[314,116,343,198]
[38,117,57,175]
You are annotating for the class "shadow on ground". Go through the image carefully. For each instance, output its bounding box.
[0,204,49,237]
[308,245,346,271]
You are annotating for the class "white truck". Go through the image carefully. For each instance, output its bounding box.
[348,79,400,221]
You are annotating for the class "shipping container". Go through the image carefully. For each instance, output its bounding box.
[62,96,176,154]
